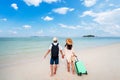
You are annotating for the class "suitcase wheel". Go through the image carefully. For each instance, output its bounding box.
[85,71,88,75]
[78,73,82,76]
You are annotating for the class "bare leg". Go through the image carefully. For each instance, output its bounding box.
[50,65,54,76]
[54,64,57,75]
[71,61,75,74]
[67,61,70,72]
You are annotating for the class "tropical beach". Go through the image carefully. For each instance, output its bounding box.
[0,0,120,80]
[0,37,120,80]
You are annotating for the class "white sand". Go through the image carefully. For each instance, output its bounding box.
[0,43,120,80]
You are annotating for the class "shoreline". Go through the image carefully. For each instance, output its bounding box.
[0,43,120,80]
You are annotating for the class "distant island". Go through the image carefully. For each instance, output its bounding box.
[83,35,95,37]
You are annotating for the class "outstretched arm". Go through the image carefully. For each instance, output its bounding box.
[44,50,50,58]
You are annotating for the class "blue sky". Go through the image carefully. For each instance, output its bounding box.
[0,0,120,37]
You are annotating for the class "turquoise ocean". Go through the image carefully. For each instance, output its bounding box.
[0,37,120,57]
[0,37,120,68]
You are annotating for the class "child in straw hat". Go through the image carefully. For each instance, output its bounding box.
[63,38,76,74]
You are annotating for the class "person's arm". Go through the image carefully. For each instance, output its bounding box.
[44,49,50,58]
[60,50,64,59]
[44,44,52,59]
[72,52,77,57]
[59,45,64,59]
[72,49,77,57]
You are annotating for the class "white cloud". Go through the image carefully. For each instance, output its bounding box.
[13,27,22,30]
[109,3,114,7]
[105,0,109,2]
[80,10,95,17]
[100,24,120,36]
[49,30,56,33]
[53,7,74,14]
[84,27,93,30]
[43,0,60,4]
[81,8,120,36]
[0,18,7,21]
[59,24,81,29]
[36,30,43,35]
[94,8,120,25]
[11,3,18,10]
[81,8,120,25]
[9,30,17,34]
[23,0,42,6]
[49,27,58,33]
[42,16,53,21]
[83,0,97,7]
[23,0,60,6]
[23,25,32,29]
[0,30,2,33]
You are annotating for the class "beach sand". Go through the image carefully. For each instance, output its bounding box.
[0,43,120,80]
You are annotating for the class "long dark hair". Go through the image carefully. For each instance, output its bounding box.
[65,43,72,50]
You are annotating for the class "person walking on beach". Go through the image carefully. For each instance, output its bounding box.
[63,38,76,74]
[44,37,64,76]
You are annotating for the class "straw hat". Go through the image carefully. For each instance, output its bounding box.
[66,38,73,45]
[53,37,57,41]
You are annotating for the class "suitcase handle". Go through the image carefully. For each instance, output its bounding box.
[75,56,79,61]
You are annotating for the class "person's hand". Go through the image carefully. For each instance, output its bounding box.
[73,54,77,57]
[62,55,64,59]
[44,55,46,59]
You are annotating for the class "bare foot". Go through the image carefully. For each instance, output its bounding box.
[67,69,70,72]
[54,71,56,75]
[50,73,54,77]
[72,71,75,75]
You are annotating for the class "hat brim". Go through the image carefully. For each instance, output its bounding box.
[66,40,72,45]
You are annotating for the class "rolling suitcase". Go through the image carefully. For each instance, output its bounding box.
[75,57,88,76]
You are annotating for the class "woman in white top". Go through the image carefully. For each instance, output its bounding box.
[64,38,76,74]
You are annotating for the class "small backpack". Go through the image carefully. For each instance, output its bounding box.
[51,43,59,59]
